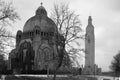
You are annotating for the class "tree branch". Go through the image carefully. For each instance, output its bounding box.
[0,15,8,20]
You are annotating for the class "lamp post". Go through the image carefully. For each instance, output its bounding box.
[47,63,49,78]
[94,64,96,80]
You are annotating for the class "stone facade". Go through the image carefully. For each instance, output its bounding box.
[8,5,63,73]
[82,16,101,75]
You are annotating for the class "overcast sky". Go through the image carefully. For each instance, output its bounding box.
[5,0,120,72]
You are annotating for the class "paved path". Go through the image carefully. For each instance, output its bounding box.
[0,75,119,80]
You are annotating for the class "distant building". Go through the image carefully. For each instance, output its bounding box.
[8,4,64,73]
[82,16,101,75]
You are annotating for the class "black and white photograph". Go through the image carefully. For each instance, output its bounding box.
[0,0,120,80]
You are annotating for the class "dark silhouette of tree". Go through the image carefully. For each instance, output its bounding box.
[110,51,120,77]
[51,3,83,80]
[0,54,7,73]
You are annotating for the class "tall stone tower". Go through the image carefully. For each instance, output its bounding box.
[83,16,95,75]
[85,16,95,67]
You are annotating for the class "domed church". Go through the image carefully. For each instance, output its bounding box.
[8,4,64,73]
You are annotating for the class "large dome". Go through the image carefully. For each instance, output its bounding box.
[23,5,57,33]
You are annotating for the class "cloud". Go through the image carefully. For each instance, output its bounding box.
[94,12,120,71]
[106,0,120,12]
[95,0,120,12]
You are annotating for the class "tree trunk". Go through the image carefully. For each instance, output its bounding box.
[53,68,57,80]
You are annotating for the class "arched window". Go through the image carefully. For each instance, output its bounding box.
[30,32,32,37]
[44,32,46,36]
[32,32,33,36]
[38,30,40,35]
[50,32,52,36]
[41,32,43,36]
[47,32,49,37]
[18,35,21,39]
[27,32,29,37]
[30,32,33,37]
[50,32,54,36]
[29,32,30,36]
[28,32,29,37]
[36,30,37,34]
[26,32,28,37]
[25,32,27,37]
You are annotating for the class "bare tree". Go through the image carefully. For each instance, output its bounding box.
[51,3,84,80]
[110,51,120,77]
[0,0,20,25]
[0,0,20,56]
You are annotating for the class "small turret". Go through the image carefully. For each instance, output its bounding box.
[16,30,22,47]
[83,16,95,75]
[88,16,92,25]
[86,16,94,33]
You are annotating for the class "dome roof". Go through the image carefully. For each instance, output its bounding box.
[23,5,57,33]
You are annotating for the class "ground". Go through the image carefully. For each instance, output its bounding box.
[0,75,117,80]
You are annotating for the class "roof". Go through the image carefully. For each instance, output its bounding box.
[23,5,57,33]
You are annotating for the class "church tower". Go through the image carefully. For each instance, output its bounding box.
[84,16,95,74]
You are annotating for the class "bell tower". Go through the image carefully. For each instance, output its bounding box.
[84,16,95,74]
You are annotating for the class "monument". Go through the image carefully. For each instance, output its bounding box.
[82,16,101,75]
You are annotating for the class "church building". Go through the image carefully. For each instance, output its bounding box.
[8,4,64,73]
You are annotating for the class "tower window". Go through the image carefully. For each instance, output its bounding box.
[88,37,90,43]
[88,66,90,68]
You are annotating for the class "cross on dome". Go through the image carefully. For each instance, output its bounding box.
[35,2,47,16]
